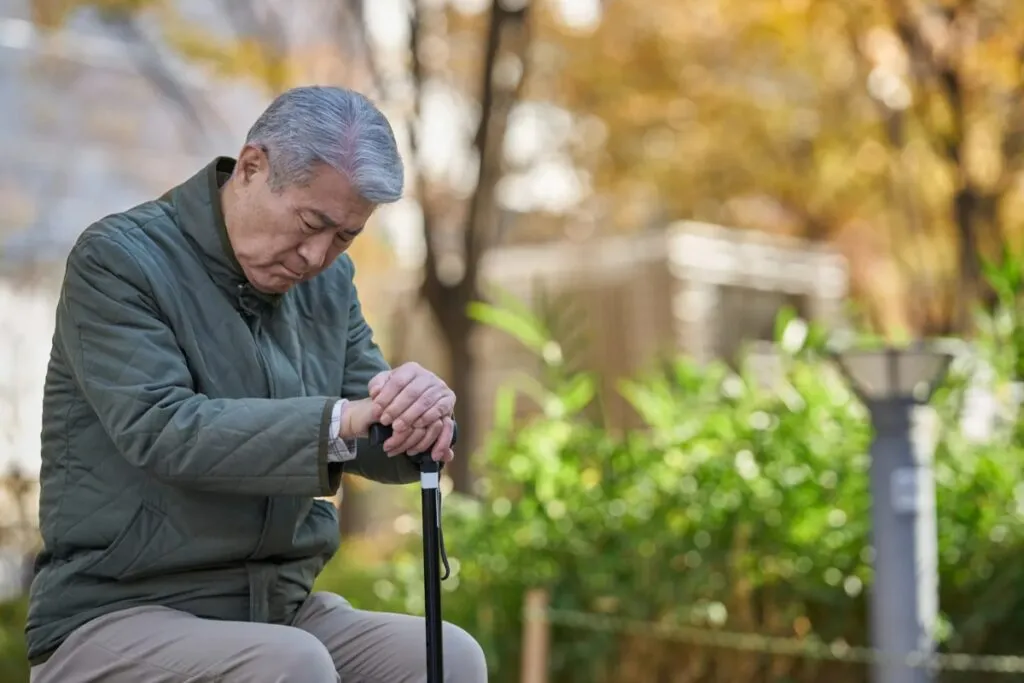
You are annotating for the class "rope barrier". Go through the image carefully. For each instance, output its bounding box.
[524,605,1024,674]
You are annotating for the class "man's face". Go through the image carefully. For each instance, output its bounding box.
[226,145,375,294]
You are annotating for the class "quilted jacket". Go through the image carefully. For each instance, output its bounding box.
[25,157,418,664]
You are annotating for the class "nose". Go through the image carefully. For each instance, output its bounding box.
[297,230,334,270]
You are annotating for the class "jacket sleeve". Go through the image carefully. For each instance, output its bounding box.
[338,258,420,485]
[57,233,342,498]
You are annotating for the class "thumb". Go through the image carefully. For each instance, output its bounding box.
[368,370,390,398]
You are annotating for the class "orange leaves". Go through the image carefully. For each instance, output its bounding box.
[21,0,1024,332]
[29,0,163,30]
[159,15,290,93]
[25,0,333,95]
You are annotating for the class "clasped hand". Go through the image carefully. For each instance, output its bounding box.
[348,363,456,463]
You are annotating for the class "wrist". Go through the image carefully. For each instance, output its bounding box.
[338,397,371,440]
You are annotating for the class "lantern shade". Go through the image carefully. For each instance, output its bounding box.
[833,346,953,402]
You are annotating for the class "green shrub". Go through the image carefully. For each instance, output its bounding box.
[0,597,28,683]
[316,302,1024,683]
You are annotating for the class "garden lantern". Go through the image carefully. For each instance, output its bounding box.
[832,344,953,683]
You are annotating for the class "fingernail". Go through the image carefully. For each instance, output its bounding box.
[381,415,392,425]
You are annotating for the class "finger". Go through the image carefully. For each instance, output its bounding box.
[432,418,454,462]
[385,427,427,455]
[397,384,448,431]
[442,448,455,463]
[383,428,411,454]
[409,419,442,456]
[367,370,391,398]
[372,363,420,410]
[412,388,455,428]
[378,375,433,428]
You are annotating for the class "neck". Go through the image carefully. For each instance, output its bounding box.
[217,174,273,294]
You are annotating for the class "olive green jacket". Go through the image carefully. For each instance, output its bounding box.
[25,157,418,664]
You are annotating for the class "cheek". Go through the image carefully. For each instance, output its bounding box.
[251,236,296,264]
[255,204,299,246]
[260,222,303,256]
[326,242,350,263]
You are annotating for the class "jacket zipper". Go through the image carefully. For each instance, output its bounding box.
[250,318,278,398]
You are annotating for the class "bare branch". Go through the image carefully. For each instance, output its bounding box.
[409,0,446,314]
[97,13,227,152]
[341,0,388,100]
[462,0,532,287]
[216,0,290,92]
[220,0,289,61]
[408,0,426,157]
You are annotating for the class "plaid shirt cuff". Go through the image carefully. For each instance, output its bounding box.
[327,399,358,463]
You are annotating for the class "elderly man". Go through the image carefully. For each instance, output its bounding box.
[25,86,487,683]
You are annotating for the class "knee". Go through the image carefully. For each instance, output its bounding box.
[442,622,487,683]
[264,628,338,683]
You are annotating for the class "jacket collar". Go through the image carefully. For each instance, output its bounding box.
[168,157,282,314]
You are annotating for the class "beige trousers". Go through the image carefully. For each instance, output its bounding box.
[29,592,487,683]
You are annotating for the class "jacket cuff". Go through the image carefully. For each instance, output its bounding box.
[317,399,344,496]
[327,399,359,462]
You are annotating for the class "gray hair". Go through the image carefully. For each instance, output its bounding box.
[244,86,404,204]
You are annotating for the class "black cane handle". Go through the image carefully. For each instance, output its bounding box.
[368,420,458,467]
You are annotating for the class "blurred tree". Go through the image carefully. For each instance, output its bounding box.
[847,0,1024,330]
[538,0,1024,335]
[31,0,229,149]
[405,0,533,491]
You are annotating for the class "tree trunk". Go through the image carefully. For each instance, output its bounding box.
[416,0,532,494]
[953,184,1004,330]
[445,323,477,493]
[954,186,981,331]
[883,0,1012,333]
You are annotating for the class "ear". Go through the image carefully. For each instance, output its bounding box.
[236,144,269,186]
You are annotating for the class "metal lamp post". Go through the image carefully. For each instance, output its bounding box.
[832,344,954,683]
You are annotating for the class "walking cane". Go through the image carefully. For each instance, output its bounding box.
[368,421,458,683]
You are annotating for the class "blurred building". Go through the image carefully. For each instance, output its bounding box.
[0,5,268,255]
[477,220,848,430]
[382,220,850,435]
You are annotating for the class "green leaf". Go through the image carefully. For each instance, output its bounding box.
[557,373,597,415]
[773,305,799,346]
[467,300,551,354]
[492,384,517,432]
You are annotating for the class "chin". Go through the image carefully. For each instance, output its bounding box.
[253,277,296,294]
